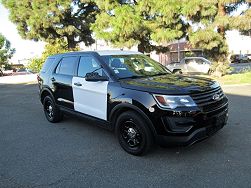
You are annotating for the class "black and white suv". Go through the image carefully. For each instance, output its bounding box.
[38,51,228,155]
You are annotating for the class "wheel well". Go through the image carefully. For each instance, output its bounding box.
[173,69,182,73]
[111,107,130,128]
[40,90,51,103]
[110,106,157,137]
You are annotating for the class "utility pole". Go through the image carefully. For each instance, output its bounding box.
[95,40,98,51]
[249,22,251,37]
[177,39,180,62]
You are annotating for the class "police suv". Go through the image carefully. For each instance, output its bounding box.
[38,51,228,155]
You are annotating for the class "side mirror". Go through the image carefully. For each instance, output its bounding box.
[85,72,108,82]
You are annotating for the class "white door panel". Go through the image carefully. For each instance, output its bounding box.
[72,76,108,120]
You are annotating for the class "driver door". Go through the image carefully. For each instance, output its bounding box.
[72,56,109,120]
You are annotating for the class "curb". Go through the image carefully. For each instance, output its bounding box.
[222,83,251,87]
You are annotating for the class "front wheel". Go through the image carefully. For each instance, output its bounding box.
[43,96,63,123]
[115,111,154,156]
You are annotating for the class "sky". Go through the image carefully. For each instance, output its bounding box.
[0,3,45,64]
[0,3,251,64]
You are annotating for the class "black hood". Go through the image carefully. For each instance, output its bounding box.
[119,74,219,95]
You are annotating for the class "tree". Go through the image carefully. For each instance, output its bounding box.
[0,33,15,68]
[28,39,79,72]
[2,0,98,49]
[92,0,250,75]
[181,0,251,75]
[91,0,186,53]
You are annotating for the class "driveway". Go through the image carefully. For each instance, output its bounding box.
[0,83,251,187]
[0,74,37,84]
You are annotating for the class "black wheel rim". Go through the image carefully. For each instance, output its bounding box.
[45,100,54,119]
[120,120,142,149]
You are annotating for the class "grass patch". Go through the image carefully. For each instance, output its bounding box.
[213,71,251,85]
[193,71,251,85]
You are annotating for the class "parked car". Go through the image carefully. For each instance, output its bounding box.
[230,54,249,64]
[2,69,13,76]
[246,54,251,61]
[166,57,212,74]
[12,68,34,75]
[38,51,228,155]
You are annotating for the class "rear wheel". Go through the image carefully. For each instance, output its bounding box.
[43,96,63,123]
[115,111,153,156]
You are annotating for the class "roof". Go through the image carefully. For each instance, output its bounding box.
[49,50,142,58]
[96,50,142,56]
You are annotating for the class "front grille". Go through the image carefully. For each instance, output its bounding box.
[191,87,227,113]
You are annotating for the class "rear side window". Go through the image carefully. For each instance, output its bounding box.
[56,56,78,76]
[41,58,55,73]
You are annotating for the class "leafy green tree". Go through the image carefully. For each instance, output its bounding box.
[92,0,186,53]
[2,0,98,49]
[92,0,250,75]
[0,33,15,68]
[3,0,251,76]
[28,39,79,72]
[181,0,251,75]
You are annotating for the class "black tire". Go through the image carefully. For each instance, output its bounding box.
[43,96,63,123]
[173,69,182,74]
[208,69,213,75]
[115,111,154,156]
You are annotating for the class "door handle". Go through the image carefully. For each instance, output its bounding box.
[51,77,55,82]
[74,82,82,86]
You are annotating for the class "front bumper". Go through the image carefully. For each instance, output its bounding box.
[155,104,228,146]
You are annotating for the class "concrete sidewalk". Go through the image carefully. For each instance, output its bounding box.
[0,74,37,84]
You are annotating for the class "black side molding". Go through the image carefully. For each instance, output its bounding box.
[59,106,113,131]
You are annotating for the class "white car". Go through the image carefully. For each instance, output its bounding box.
[167,57,212,74]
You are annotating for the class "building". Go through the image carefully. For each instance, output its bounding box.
[158,41,204,65]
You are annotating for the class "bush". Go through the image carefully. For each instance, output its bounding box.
[28,58,44,73]
[211,60,231,77]
[28,39,79,72]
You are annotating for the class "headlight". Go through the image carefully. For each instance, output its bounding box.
[153,94,197,109]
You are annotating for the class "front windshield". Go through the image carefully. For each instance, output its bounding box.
[101,54,171,79]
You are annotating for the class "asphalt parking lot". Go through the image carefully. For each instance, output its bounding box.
[0,83,251,188]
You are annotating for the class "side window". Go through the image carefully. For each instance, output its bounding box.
[185,59,190,64]
[196,59,203,64]
[41,58,55,73]
[56,56,78,76]
[77,56,102,77]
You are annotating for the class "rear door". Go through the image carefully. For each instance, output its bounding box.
[52,56,78,109]
[72,56,109,120]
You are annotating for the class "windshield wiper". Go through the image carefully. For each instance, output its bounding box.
[118,75,147,80]
[152,72,169,76]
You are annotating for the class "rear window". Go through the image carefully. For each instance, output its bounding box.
[41,58,55,73]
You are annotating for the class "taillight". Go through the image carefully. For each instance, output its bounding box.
[37,75,42,82]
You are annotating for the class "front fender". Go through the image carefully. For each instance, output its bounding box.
[109,102,157,137]
[108,84,158,136]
